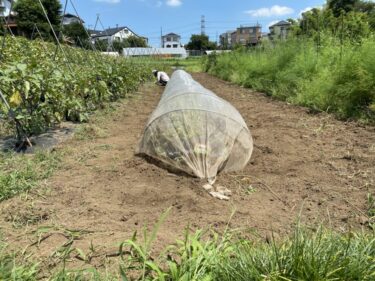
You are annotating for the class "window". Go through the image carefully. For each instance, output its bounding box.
[173,44,178,48]
[167,37,172,41]
[166,45,171,48]
[124,29,129,34]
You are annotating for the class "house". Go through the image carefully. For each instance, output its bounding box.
[231,25,262,46]
[90,26,148,45]
[0,0,17,35]
[0,0,11,17]
[219,30,235,49]
[161,33,181,48]
[62,13,84,25]
[269,20,291,40]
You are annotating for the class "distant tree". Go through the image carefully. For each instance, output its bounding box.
[327,0,359,16]
[111,36,148,53]
[354,0,375,30]
[185,34,217,50]
[124,35,147,48]
[298,3,371,42]
[94,39,109,52]
[63,22,89,47]
[14,0,62,39]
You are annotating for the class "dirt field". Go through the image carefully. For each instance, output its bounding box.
[1,73,374,268]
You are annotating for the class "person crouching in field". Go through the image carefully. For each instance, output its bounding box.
[153,70,169,86]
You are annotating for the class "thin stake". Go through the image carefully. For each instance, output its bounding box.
[37,0,74,74]
[70,0,98,53]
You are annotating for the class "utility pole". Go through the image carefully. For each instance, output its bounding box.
[160,26,163,48]
[201,15,205,36]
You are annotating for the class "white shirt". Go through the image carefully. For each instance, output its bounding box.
[157,71,170,83]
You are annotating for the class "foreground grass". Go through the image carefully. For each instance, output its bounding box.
[0,151,60,202]
[206,35,375,123]
[2,220,374,280]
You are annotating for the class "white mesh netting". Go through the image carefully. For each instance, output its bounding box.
[137,70,253,181]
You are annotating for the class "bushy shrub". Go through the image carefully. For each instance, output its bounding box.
[206,35,375,122]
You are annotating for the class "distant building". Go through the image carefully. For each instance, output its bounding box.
[90,26,148,45]
[231,25,262,46]
[123,47,187,58]
[0,0,17,35]
[269,20,291,40]
[161,33,182,48]
[0,0,12,17]
[62,13,84,25]
[219,30,235,49]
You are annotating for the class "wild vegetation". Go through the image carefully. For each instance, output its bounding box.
[1,214,374,280]
[205,0,375,122]
[205,36,375,121]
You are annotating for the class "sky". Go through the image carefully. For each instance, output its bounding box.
[64,0,327,46]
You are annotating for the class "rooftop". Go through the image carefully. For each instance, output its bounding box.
[162,33,181,38]
[270,20,291,27]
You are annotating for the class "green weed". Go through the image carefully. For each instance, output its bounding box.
[0,150,60,201]
[206,35,375,123]
[0,217,374,280]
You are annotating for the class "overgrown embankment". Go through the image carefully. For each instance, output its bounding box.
[205,36,375,122]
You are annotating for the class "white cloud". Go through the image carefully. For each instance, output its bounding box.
[94,0,121,3]
[245,5,294,17]
[166,0,182,7]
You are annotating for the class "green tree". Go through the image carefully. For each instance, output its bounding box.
[354,1,375,30]
[185,34,217,50]
[14,0,62,39]
[124,35,148,48]
[94,39,109,52]
[111,36,148,53]
[63,22,89,48]
[328,0,359,16]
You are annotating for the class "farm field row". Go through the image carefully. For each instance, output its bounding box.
[0,73,374,279]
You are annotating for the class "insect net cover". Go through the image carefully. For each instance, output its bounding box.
[137,70,253,180]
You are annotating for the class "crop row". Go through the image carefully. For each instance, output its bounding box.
[0,36,152,140]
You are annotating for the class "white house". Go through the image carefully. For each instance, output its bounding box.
[90,26,148,45]
[62,13,84,25]
[269,20,292,40]
[161,33,182,48]
[219,30,235,48]
[0,0,12,17]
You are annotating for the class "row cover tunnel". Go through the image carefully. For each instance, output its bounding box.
[138,70,253,181]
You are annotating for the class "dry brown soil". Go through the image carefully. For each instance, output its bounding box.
[1,73,374,269]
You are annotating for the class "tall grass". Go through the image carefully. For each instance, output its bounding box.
[2,222,373,280]
[206,35,375,122]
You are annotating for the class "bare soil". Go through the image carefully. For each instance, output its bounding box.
[1,73,374,269]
